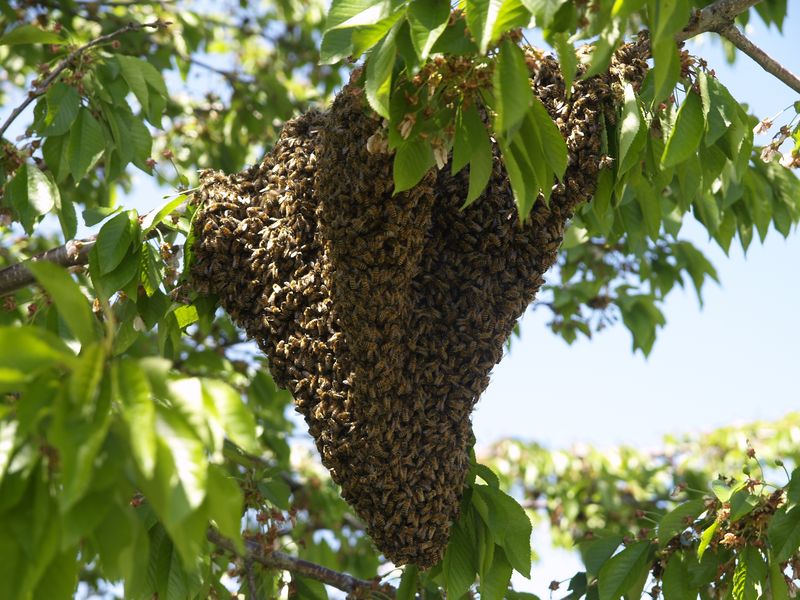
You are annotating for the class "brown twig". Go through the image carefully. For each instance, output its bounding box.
[0,19,169,140]
[716,24,800,95]
[675,0,800,95]
[0,236,96,296]
[206,528,395,597]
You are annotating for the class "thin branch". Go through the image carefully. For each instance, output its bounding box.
[75,0,175,6]
[207,528,395,597]
[0,237,96,296]
[716,24,800,95]
[673,0,800,95]
[676,0,762,42]
[0,20,169,140]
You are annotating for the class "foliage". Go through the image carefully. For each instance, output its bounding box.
[0,0,798,598]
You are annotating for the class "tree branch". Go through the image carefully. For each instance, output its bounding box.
[0,19,169,140]
[716,24,800,95]
[206,528,395,597]
[674,0,800,95]
[0,236,96,296]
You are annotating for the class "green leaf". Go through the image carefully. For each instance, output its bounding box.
[27,261,97,346]
[650,38,681,105]
[319,28,356,64]
[618,83,642,175]
[597,540,653,600]
[117,359,157,478]
[732,546,766,600]
[206,465,244,553]
[578,536,622,578]
[473,485,532,577]
[0,24,65,45]
[201,379,258,454]
[54,190,77,240]
[453,104,494,205]
[662,91,705,168]
[67,108,105,181]
[40,83,80,136]
[443,519,477,598]
[705,77,738,146]
[711,479,745,503]
[116,55,166,125]
[32,548,80,599]
[364,23,398,118]
[480,545,513,600]
[697,519,719,560]
[553,33,577,97]
[408,0,450,60]
[0,326,74,380]
[397,565,418,600]
[662,553,694,599]
[325,0,400,31]
[729,489,760,522]
[4,163,57,233]
[529,95,567,179]
[769,550,790,600]
[493,39,532,135]
[42,133,70,182]
[393,138,434,192]
[140,243,164,297]
[94,211,135,275]
[658,499,706,548]
[769,506,800,562]
[786,468,800,509]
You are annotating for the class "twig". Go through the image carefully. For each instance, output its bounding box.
[207,528,395,597]
[716,24,800,95]
[75,0,175,5]
[676,0,762,42]
[674,0,800,95]
[0,237,96,296]
[0,20,169,140]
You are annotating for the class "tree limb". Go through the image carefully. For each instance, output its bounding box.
[0,19,169,139]
[675,0,800,95]
[0,236,96,296]
[207,528,395,597]
[716,24,800,95]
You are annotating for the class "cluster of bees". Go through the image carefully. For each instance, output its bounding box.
[190,42,648,568]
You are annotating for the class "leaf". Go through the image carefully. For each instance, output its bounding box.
[206,465,244,553]
[94,211,135,275]
[729,489,760,522]
[650,38,681,105]
[67,108,105,181]
[4,163,58,233]
[117,359,157,478]
[529,95,567,179]
[597,540,653,600]
[443,520,477,598]
[0,24,64,45]
[397,565,418,600]
[393,138,434,193]
[579,536,622,578]
[553,33,577,97]
[711,479,745,503]
[364,23,398,118]
[408,0,450,60]
[732,546,766,600]
[769,506,800,562]
[42,133,70,182]
[319,28,357,64]
[140,243,164,297]
[474,485,532,577]
[662,553,694,599]
[201,379,258,454]
[0,326,74,380]
[662,91,705,168]
[27,261,97,346]
[492,39,532,135]
[658,499,706,548]
[54,190,77,240]
[480,545,513,600]
[697,519,719,560]
[40,83,80,136]
[769,550,790,600]
[117,55,166,125]
[786,468,800,509]
[325,0,400,31]
[453,104,494,205]
[617,83,642,175]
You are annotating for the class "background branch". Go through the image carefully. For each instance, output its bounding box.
[207,528,394,597]
[0,237,95,296]
[0,19,168,139]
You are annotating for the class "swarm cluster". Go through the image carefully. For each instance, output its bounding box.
[190,44,647,567]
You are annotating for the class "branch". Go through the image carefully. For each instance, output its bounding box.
[674,0,800,95]
[716,24,800,95]
[206,528,395,597]
[0,19,169,139]
[0,237,96,296]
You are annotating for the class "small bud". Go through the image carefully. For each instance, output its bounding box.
[111,40,121,50]
[548,581,560,591]
[162,149,174,159]
[146,158,157,168]
[753,117,773,135]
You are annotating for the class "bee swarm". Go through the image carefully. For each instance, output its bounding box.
[190,44,647,568]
